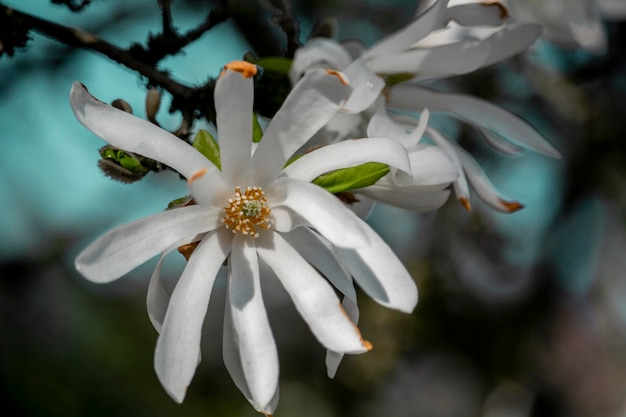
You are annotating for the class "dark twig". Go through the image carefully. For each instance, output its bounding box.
[158,0,175,36]
[51,0,92,12]
[129,0,229,66]
[0,4,219,124]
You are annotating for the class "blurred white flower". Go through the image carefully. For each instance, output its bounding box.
[291,0,559,213]
[438,0,626,54]
[71,61,418,415]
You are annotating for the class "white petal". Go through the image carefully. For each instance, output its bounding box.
[75,205,223,283]
[423,126,470,207]
[447,2,509,27]
[281,227,356,301]
[335,216,418,313]
[154,228,233,403]
[252,69,351,186]
[147,250,170,333]
[256,232,371,354]
[474,124,524,155]
[359,186,452,212]
[187,168,232,207]
[289,38,353,84]
[223,298,280,416]
[364,0,449,60]
[146,235,205,333]
[341,58,385,113]
[267,178,369,248]
[325,295,359,379]
[215,66,254,185]
[282,137,411,183]
[455,144,524,213]
[368,100,421,149]
[367,40,491,79]
[481,23,542,66]
[388,85,562,158]
[224,234,279,412]
[404,143,459,186]
[596,0,626,20]
[70,82,211,179]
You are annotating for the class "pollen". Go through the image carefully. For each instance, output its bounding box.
[222,186,271,238]
[221,61,258,78]
[325,69,349,85]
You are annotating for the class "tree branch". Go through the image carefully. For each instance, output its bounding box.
[0,4,220,125]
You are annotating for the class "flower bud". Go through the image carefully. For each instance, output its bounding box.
[309,17,338,39]
[111,99,133,113]
[146,88,162,124]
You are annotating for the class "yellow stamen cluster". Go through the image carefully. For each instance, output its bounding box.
[222,186,271,238]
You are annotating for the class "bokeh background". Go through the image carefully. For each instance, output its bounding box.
[1,0,626,416]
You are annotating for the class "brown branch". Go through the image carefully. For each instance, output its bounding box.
[0,4,220,124]
[133,0,229,65]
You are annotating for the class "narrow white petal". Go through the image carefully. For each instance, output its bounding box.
[368,103,429,151]
[256,232,371,354]
[359,186,451,212]
[389,85,561,158]
[335,216,418,313]
[282,137,411,182]
[215,66,255,186]
[70,82,211,179]
[281,227,356,301]
[187,168,232,208]
[424,126,471,207]
[146,235,205,333]
[325,296,359,378]
[596,0,626,19]
[252,69,351,186]
[154,228,233,403]
[75,205,223,283]
[447,2,509,27]
[481,23,543,66]
[289,38,353,84]
[474,124,524,155]
[405,144,459,186]
[225,235,279,412]
[267,178,369,248]
[223,293,280,416]
[147,250,170,333]
[455,145,524,213]
[367,40,491,79]
[341,58,385,113]
[364,0,449,60]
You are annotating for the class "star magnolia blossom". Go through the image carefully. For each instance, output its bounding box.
[71,62,418,416]
[290,0,561,213]
[430,0,626,54]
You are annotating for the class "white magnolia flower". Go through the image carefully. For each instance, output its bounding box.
[437,0,626,54]
[291,0,560,213]
[71,62,417,415]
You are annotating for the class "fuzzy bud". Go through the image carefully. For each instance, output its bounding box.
[145,88,162,124]
[111,99,133,114]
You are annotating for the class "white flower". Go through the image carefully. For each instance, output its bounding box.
[438,0,626,54]
[71,61,417,415]
[290,0,560,213]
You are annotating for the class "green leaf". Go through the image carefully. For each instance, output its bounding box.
[118,154,147,173]
[254,57,293,74]
[192,130,221,170]
[252,113,263,143]
[167,196,193,209]
[313,162,390,194]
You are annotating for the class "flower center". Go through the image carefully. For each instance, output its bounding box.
[222,186,271,238]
